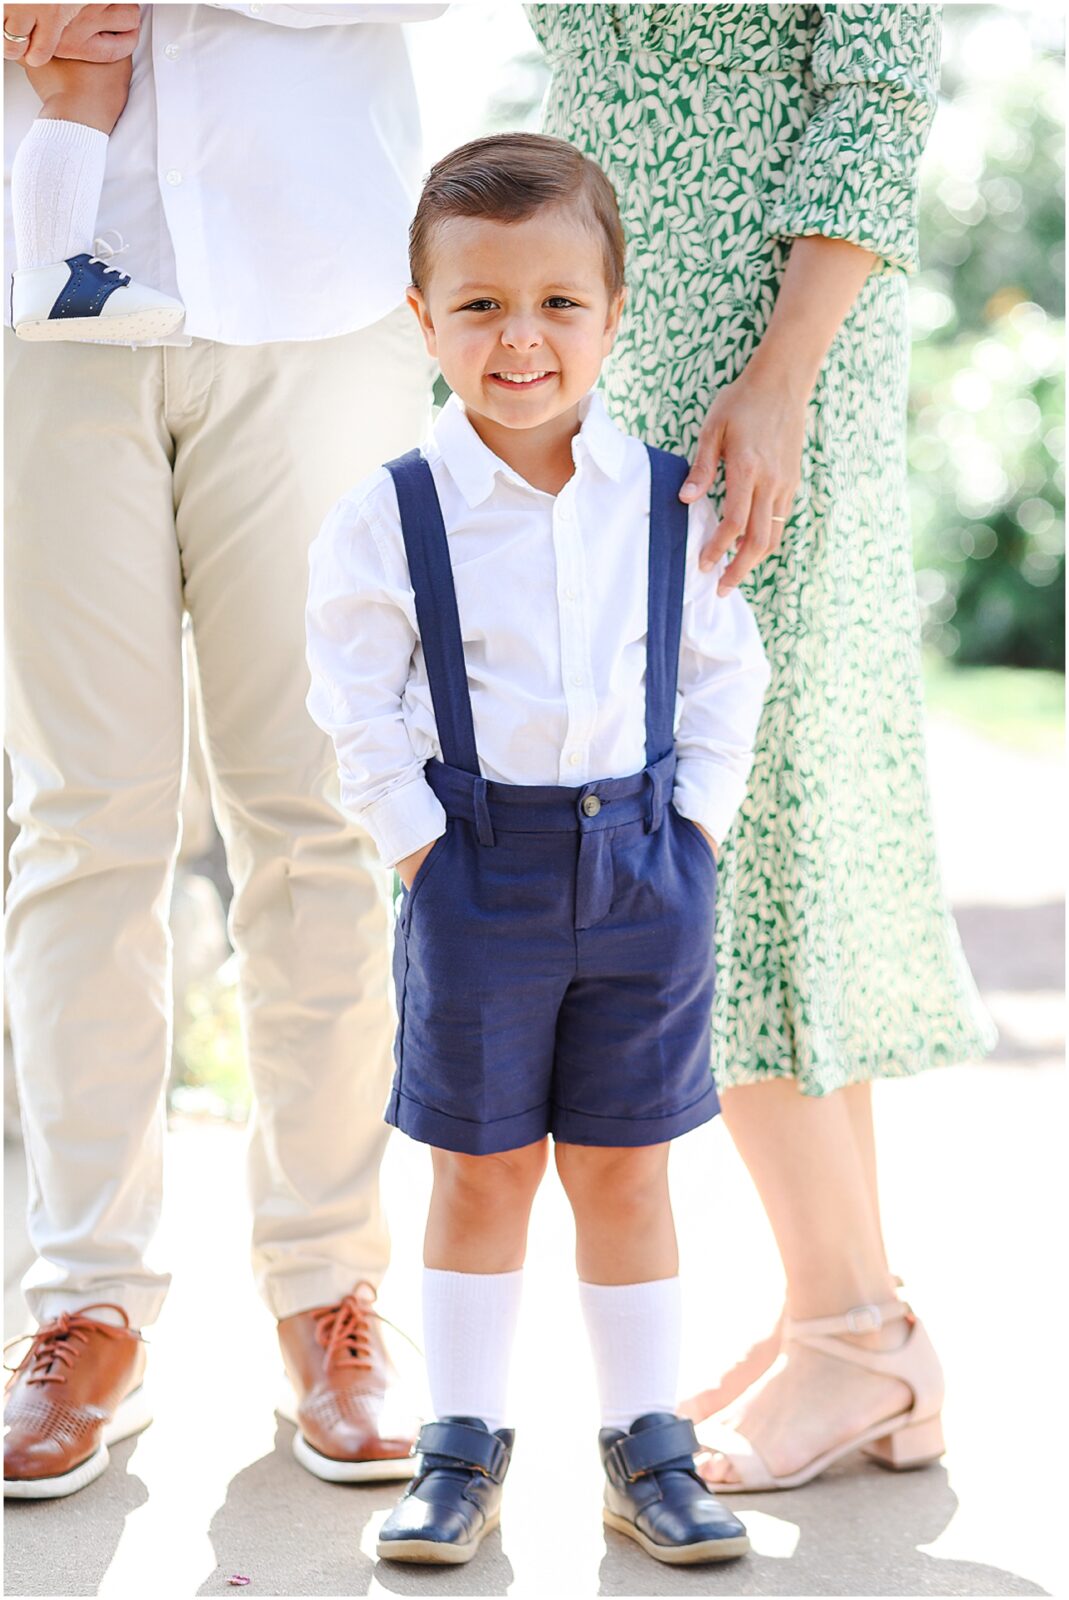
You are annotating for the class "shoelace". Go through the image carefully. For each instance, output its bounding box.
[90,230,130,277]
[3,1303,139,1387]
[312,1292,422,1372]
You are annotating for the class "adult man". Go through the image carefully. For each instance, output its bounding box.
[3,1,442,1498]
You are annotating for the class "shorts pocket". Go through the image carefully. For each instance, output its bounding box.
[398,822,454,935]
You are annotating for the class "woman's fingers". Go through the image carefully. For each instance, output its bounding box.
[703,455,756,573]
[717,482,775,595]
[768,484,796,553]
[680,417,723,506]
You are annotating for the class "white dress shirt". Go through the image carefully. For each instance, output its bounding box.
[306,392,770,868]
[3,3,445,344]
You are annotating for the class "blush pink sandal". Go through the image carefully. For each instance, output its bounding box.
[696,1299,945,1493]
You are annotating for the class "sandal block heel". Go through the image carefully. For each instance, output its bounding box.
[864,1413,945,1470]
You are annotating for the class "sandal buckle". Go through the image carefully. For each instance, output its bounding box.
[845,1303,882,1334]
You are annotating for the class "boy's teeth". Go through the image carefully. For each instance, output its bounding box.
[496,371,548,384]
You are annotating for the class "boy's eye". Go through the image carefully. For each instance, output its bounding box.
[459,299,498,312]
[544,296,578,309]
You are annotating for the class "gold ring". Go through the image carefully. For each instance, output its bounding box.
[769,515,787,523]
[3,26,32,41]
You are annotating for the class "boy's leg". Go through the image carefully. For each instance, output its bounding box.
[556,1141,748,1566]
[378,1140,545,1566]
[556,1143,681,1428]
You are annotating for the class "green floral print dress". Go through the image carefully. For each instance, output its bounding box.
[529,3,995,1094]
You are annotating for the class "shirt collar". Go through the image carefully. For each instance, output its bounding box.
[430,389,629,511]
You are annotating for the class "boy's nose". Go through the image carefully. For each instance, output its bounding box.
[499,318,543,352]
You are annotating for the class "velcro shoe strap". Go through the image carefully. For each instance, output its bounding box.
[416,1421,508,1482]
[605,1419,699,1485]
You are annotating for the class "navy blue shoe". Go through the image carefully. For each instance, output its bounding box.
[600,1413,749,1565]
[376,1416,512,1565]
[11,254,184,343]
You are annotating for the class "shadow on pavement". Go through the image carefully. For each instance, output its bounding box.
[595,1462,1047,1597]
[197,1418,515,1597]
[3,1440,148,1599]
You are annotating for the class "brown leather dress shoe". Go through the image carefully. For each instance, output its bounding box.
[4,1304,151,1499]
[278,1283,419,1482]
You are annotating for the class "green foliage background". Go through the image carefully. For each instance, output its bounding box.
[909,6,1064,670]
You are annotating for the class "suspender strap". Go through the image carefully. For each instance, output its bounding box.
[384,450,481,777]
[643,445,691,767]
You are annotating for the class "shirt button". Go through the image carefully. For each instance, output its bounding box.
[581,794,602,817]
[166,169,183,186]
[164,43,180,59]
[249,2,263,11]
[568,752,581,767]
[562,587,577,602]
[571,673,584,687]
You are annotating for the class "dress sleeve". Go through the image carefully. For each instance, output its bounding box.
[766,3,942,275]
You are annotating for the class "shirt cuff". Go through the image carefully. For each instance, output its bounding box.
[672,759,751,850]
[350,776,447,869]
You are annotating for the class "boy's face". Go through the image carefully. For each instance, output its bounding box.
[408,205,624,439]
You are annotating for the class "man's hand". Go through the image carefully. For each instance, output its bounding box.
[396,838,437,890]
[4,7,86,65]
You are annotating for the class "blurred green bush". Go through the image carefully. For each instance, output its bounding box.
[910,6,1064,669]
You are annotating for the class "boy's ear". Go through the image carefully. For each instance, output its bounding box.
[406,286,438,357]
[603,286,626,352]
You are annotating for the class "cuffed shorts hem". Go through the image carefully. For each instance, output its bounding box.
[385,1088,552,1155]
[551,1079,720,1145]
[385,1078,720,1155]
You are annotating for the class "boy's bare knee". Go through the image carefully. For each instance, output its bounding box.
[555,1142,669,1213]
[433,1139,548,1212]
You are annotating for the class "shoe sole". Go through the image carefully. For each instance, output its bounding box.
[4,1385,154,1500]
[14,309,185,343]
[377,1508,500,1565]
[291,1429,417,1484]
[603,1509,750,1565]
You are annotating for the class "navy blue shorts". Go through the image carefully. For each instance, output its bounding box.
[386,752,720,1155]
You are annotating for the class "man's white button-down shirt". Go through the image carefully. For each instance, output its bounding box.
[3,3,445,344]
[306,392,771,869]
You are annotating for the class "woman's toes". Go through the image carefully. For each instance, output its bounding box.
[696,1449,737,1486]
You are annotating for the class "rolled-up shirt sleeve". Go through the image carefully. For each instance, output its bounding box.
[672,502,771,847]
[766,2,942,275]
[306,488,446,868]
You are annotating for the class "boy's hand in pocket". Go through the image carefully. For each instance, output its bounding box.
[397,839,436,890]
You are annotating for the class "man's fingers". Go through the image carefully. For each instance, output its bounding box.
[680,423,722,504]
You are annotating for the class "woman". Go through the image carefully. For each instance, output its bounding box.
[529,2,994,1490]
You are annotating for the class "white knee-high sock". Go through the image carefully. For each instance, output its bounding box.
[11,118,109,271]
[579,1277,682,1430]
[423,1268,524,1434]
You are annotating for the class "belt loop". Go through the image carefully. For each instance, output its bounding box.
[472,777,496,848]
[644,765,664,834]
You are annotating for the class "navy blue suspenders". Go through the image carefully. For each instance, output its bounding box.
[383,442,690,788]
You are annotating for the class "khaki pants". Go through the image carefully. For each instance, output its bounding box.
[4,309,433,1327]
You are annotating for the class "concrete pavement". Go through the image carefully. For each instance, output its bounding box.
[4,713,1065,1598]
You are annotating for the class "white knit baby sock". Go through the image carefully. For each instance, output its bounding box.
[11,118,109,270]
[423,1268,524,1434]
[579,1277,682,1430]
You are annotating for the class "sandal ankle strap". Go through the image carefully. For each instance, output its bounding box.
[783,1299,910,1341]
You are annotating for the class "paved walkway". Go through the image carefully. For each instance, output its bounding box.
[4,714,1065,1598]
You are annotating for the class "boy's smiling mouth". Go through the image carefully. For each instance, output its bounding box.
[487,370,557,389]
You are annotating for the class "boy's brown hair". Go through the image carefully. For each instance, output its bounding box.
[409,132,626,297]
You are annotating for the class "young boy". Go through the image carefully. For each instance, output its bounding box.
[8,5,184,342]
[306,132,770,1568]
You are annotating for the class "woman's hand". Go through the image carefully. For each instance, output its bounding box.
[396,838,436,890]
[681,365,808,596]
[680,236,878,596]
